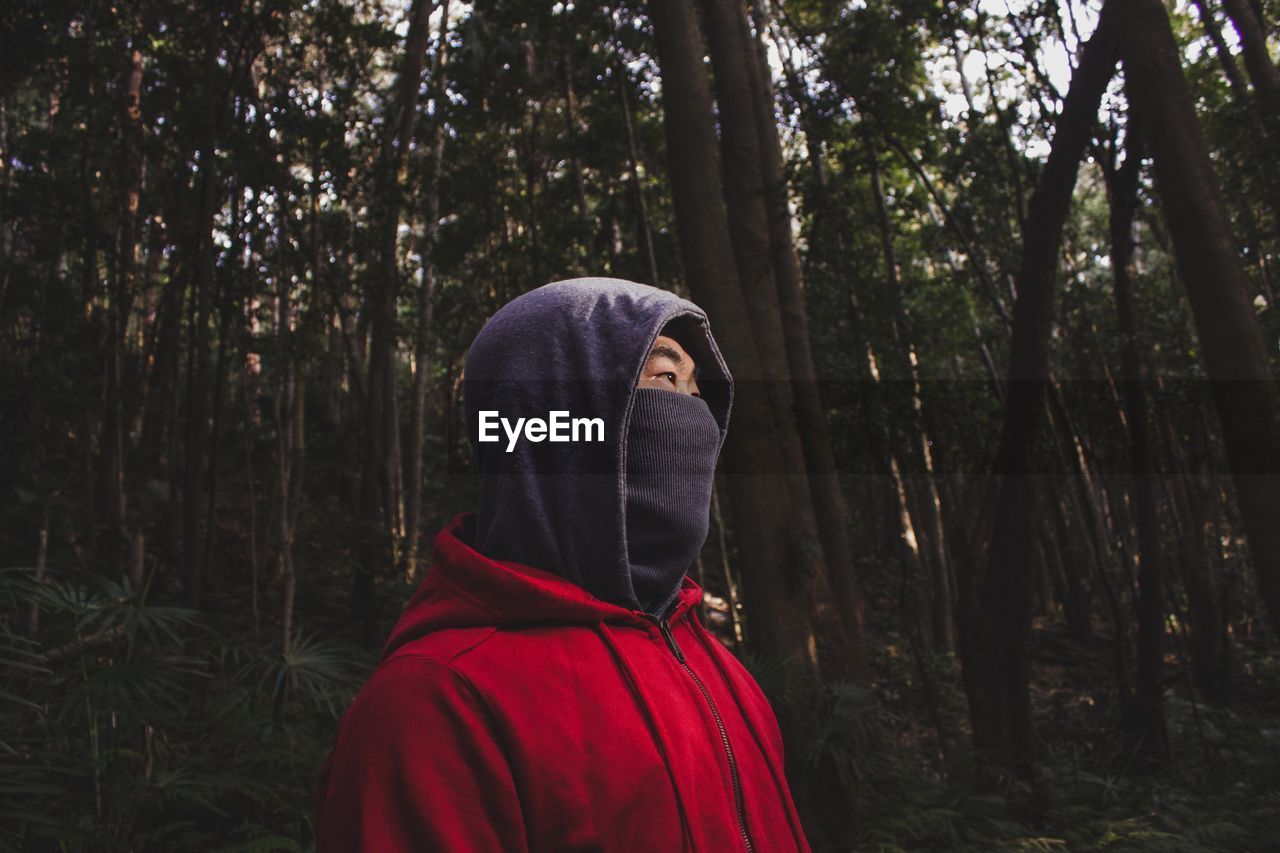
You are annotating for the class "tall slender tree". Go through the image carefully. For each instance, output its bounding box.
[698,0,862,681]
[355,0,437,623]
[181,15,227,608]
[745,0,872,666]
[1122,0,1280,637]
[405,0,453,581]
[648,0,857,842]
[1103,123,1170,766]
[958,0,1121,793]
[98,8,145,569]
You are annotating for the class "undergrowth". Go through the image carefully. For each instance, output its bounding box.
[773,620,1280,852]
[4,562,1279,851]
[1,564,371,851]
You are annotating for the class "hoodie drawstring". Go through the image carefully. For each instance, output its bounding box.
[687,620,809,847]
[592,621,697,850]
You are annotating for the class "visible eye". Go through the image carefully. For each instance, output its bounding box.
[660,371,678,384]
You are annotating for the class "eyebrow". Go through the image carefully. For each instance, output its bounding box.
[647,344,700,379]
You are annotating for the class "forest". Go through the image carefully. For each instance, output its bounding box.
[3,0,1280,849]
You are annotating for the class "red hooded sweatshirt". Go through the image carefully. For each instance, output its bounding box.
[313,513,812,852]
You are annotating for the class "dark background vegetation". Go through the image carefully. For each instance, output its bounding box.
[3,0,1280,849]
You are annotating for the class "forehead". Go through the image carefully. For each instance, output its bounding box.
[651,334,689,354]
[650,334,692,358]
[647,334,699,376]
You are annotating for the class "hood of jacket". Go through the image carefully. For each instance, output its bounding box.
[459,276,733,619]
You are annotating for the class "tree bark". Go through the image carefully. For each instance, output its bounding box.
[699,0,860,683]
[519,40,544,286]
[618,62,660,288]
[1122,0,1280,636]
[355,0,436,625]
[1218,0,1280,241]
[867,137,954,654]
[139,232,184,480]
[279,371,306,655]
[181,24,225,609]
[0,98,11,313]
[775,32,937,578]
[1105,126,1170,766]
[745,0,872,667]
[561,43,591,272]
[1191,0,1249,97]
[98,13,145,560]
[1155,383,1229,703]
[406,0,452,581]
[957,2,1120,796]
[648,0,856,843]
[1221,0,1280,97]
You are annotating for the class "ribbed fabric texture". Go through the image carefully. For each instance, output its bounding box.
[625,388,722,619]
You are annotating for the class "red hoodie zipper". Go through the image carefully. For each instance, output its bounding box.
[641,612,755,853]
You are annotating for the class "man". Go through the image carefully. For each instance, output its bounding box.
[314,277,811,851]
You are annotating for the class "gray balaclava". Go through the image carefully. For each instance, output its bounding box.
[462,277,733,620]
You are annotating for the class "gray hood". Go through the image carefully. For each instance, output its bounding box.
[461,277,733,614]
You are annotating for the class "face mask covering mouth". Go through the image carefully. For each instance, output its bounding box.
[625,387,724,618]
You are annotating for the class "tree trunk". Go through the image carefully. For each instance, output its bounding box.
[745,0,872,667]
[957,3,1120,797]
[182,27,224,609]
[1122,0,1280,636]
[1105,127,1170,766]
[776,33,926,574]
[280,371,306,655]
[1050,485,1096,644]
[867,137,954,654]
[1191,0,1249,97]
[1221,0,1280,97]
[561,44,591,272]
[699,0,860,683]
[97,14,145,561]
[1037,502,1083,639]
[0,97,11,313]
[73,49,104,538]
[406,0,452,582]
[520,39,543,286]
[1218,0,1280,244]
[139,239,185,480]
[618,62,660,288]
[1155,383,1230,703]
[355,0,437,625]
[126,203,162,453]
[648,0,856,843]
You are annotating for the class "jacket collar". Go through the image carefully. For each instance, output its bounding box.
[381,514,704,661]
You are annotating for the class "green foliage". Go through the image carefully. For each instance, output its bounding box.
[0,565,369,850]
[735,647,801,708]
[795,631,1280,851]
[802,681,892,782]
